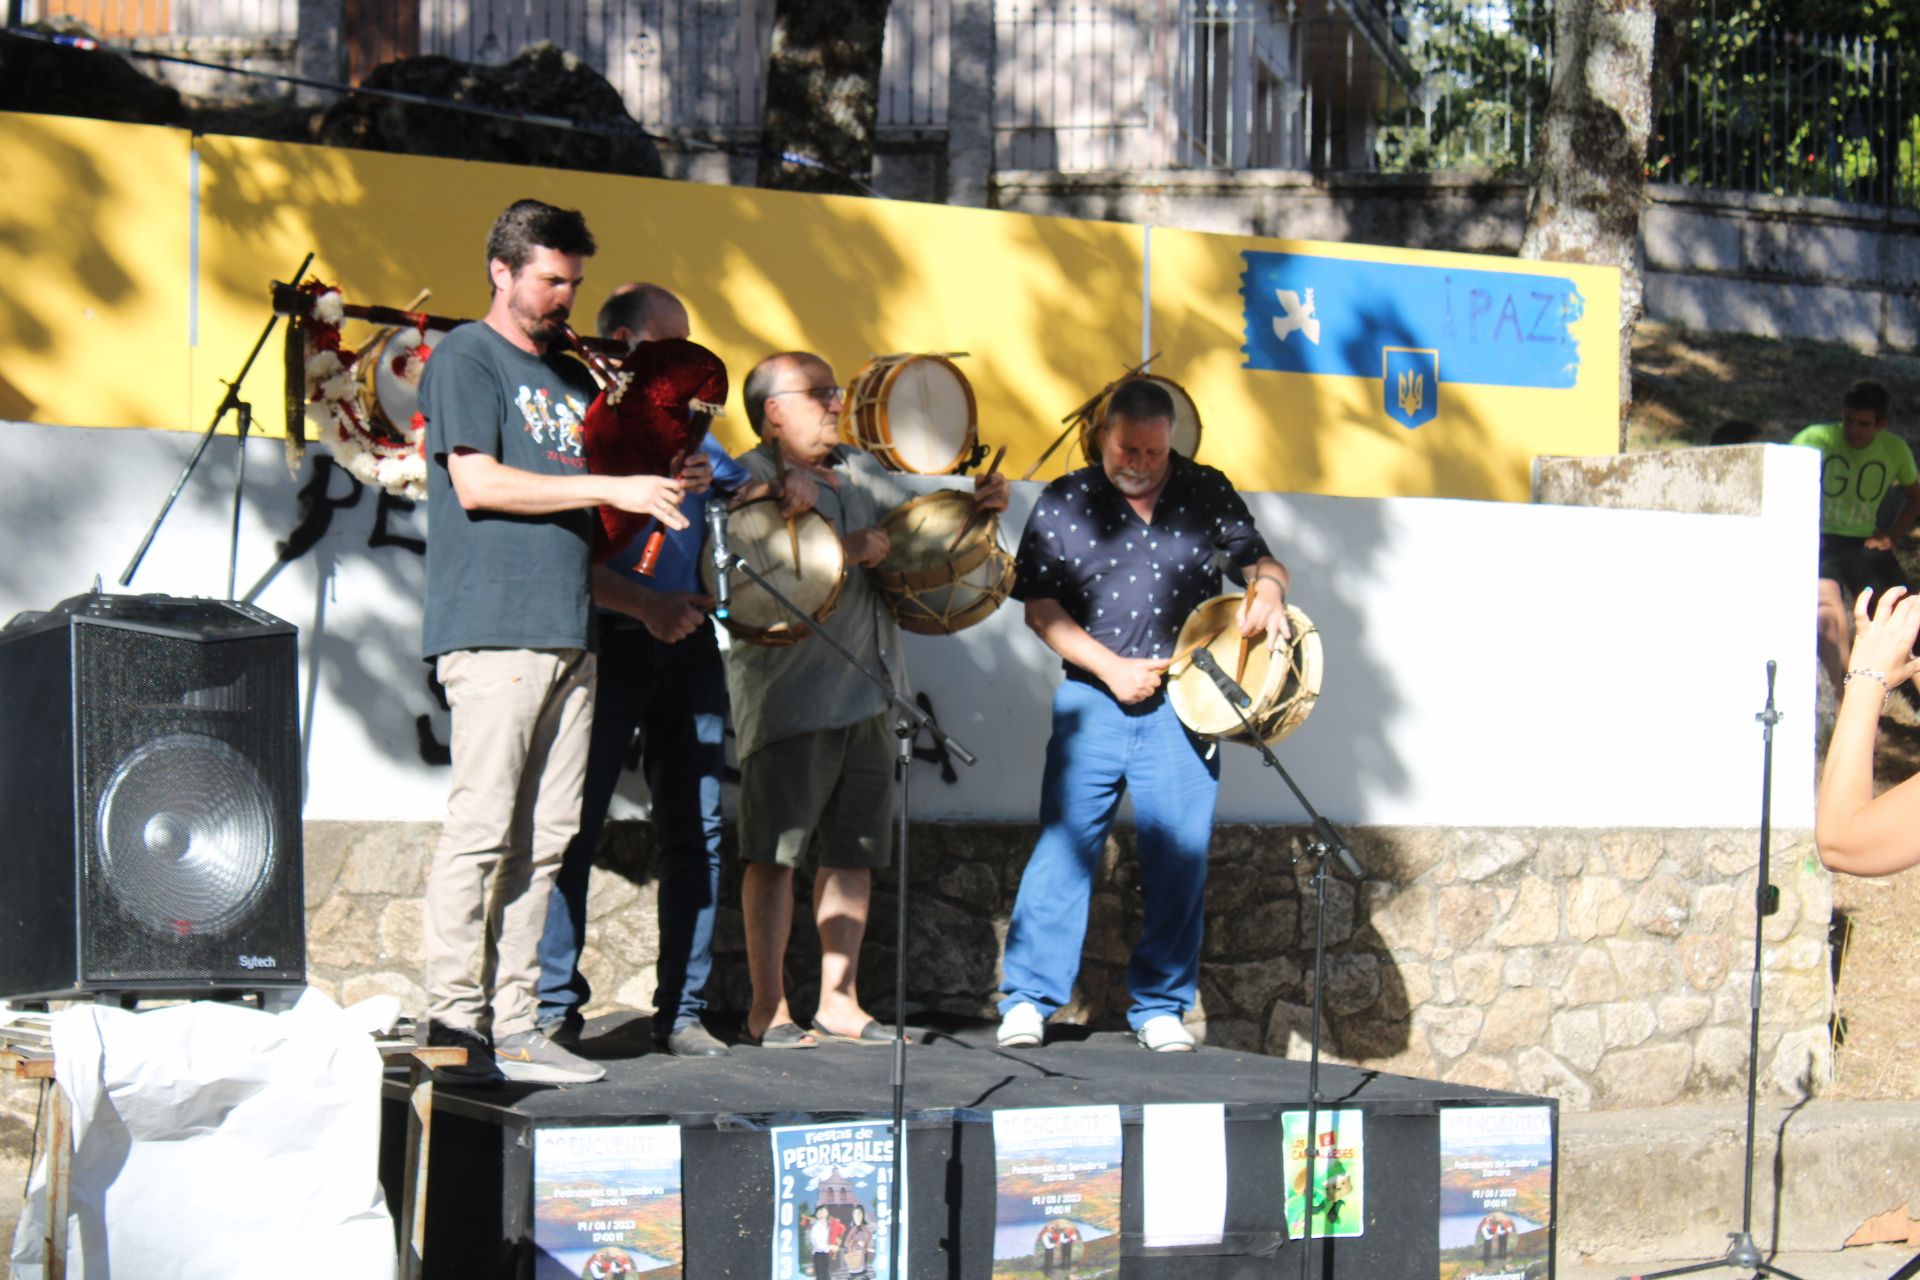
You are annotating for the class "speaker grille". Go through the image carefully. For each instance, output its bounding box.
[96,733,277,935]
[75,622,303,984]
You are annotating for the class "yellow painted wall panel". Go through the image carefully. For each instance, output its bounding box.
[190,136,1145,468]
[9,114,1621,504]
[0,113,190,428]
[1148,229,1621,500]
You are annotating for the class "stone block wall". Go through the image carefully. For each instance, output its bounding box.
[297,819,1835,1112]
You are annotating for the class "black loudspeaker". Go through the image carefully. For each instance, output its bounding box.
[0,592,306,1000]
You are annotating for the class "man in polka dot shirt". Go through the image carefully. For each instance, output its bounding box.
[996,378,1291,1053]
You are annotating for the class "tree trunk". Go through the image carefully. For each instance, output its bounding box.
[1519,0,1659,451]
[757,0,892,195]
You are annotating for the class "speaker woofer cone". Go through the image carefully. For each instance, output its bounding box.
[95,732,277,936]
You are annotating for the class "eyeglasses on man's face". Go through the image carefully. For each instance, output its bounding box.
[769,384,846,406]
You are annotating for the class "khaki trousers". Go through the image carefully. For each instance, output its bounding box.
[424,647,595,1037]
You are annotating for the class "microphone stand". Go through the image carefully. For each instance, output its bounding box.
[715,524,975,1280]
[1190,649,1361,1280]
[1619,662,1805,1280]
[122,252,314,592]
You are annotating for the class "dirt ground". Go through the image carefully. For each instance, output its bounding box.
[1630,323,1920,1104]
[1626,321,1920,452]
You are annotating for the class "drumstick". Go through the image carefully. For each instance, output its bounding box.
[1166,627,1226,677]
[946,445,1006,555]
[774,450,802,572]
[1020,420,1080,483]
[1234,631,1253,688]
[1058,352,1161,426]
[1020,352,1163,482]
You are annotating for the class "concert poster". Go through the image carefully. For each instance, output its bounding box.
[770,1119,905,1280]
[532,1124,684,1279]
[1436,1106,1554,1280]
[1280,1108,1367,1240]
[989,1105,1124,1279]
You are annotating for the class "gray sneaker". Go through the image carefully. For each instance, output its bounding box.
[494,1028,607,1084]
[537,1017,585,1050]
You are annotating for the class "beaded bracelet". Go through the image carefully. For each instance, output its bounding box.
[1844,669,1891,705]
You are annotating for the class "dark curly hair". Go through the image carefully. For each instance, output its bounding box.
[485,199,596,275]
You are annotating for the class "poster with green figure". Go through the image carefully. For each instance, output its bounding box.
[1280,1109,1365,1240]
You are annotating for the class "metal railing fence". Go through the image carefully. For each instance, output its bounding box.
[16,0,1920,212]
[1650,19,1918,210]
[1371,0,1552,175]
[992,0,1387,174]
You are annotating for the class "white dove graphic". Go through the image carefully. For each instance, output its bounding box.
[1272,287,1321,346]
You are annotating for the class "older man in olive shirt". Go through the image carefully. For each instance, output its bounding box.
[728,350,1006,1048]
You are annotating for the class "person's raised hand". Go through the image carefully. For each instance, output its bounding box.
[972,468,1010,513]
[1850,585,1920,691]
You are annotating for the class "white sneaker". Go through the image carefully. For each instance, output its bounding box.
[997,1002,1044,1048]
[1135,1014,1197,1053]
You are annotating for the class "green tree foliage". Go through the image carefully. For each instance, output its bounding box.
[1727,0,1917,40]
[1374,0,1555,174]
[1650,2,1917,206]
[1377,0,1917,207]
[757,0,892,195]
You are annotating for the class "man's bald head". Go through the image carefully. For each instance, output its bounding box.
[596,282,691,348]
[743,352,832,438]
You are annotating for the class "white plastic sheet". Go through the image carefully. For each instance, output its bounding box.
[10,991,400,1280]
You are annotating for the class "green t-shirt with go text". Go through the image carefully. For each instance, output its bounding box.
[1791,421,1919,538]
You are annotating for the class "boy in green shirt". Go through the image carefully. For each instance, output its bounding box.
[1791,379,1920,690]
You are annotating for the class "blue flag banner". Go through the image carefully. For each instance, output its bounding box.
[1240,252,1584,391]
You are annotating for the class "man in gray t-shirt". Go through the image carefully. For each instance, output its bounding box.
[729,351,1006,1049]
[414,199,692,1087]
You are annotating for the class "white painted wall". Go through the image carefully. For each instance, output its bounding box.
[0,422,1819,829]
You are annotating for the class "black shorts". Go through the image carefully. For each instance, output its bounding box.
[1817,534,1907,608]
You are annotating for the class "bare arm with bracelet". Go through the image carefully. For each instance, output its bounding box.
[1815,585,1920,875]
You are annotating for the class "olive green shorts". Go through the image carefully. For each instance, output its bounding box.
[738,715,896,869]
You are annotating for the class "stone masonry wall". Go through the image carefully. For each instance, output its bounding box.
[297,819,1835,1112]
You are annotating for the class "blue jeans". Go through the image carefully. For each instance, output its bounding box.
[536,619,727,1033]
[1000,678,1221,1030]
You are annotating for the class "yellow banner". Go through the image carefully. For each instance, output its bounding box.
[2,111,1619,501]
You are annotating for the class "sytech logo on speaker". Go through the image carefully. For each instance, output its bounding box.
[237,955,280,970]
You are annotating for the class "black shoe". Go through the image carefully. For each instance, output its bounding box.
[663,1022,731,1058]
[425,1021,507,1089]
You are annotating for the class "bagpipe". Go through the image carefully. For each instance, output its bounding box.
[271,282,724,563]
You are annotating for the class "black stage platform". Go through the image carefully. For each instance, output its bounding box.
[380,1015,1557,1279]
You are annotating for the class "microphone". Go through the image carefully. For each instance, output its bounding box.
[1190,647,1252,708]
[706,502,732,620]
